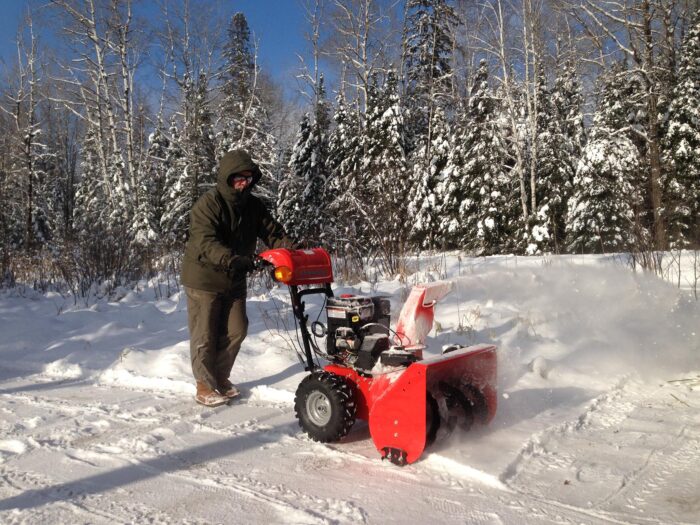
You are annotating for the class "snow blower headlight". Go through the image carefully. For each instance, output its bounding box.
[273,266,293,284]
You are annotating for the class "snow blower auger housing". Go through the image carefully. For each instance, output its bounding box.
[259,248,497,466]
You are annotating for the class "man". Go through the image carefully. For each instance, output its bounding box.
[181,149,296,407]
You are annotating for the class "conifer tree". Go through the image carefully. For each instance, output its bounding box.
[520,65,554,255]
[217,12,277,204]
[363,71,409,270]
[567,135,642,253]
[73,127,106,239]
[567,76,645,254]
[553,56,586,162]
[436,98,469,248]
[439,60,510,254]
[663,13,700,248]
[107,151,131,234]
[277,77,330,244]
[402,0,460,149]
[409,106,450,249]
[327,92,363,250]
[132,123,169,248]
[596,64,647,153]
[160,74,216,247]
[526,63,580,254]
[276,115,308,241]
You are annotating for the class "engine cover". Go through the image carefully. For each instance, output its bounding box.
[325,295,390,357]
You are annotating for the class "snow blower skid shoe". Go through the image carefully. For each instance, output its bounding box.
[259,248,498,466]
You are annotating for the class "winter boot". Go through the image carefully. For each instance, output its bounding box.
[217,378,241,399]
[195,381,228,407]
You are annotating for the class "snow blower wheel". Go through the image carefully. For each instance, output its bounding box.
[426,394,440,446]
[294,372,356,442]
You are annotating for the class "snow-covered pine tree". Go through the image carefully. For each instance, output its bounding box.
[190,73,217,190]
[662,12,700,248]
[409,106,450,250]
[26,138,52,250]
[277,77,330,245]
[160,117,191,246]
[553,54,586,164]
[542,53,586,253]
[520,64,554,255]
[132,123,169,249]
[217,12,277,205]
[326,92,363,251]
[276,114,307,239]
[436,96,469,248]
[566,74,645,254]
[495,73,530,255]
[109,151,132,230]
[402,0,460,151]
[566,135,643,253]
[443,60,510,255]
[362,70,409,271]
[161,72,216,247]
[566,64,650,253]
[39,120,72,247]
[526,63,580,255]
[73,127,107,240]
[595,64,647,153]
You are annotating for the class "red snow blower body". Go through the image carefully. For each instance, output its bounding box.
[259,247,497,466]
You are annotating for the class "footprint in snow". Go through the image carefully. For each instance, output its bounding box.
[0,439,28,463]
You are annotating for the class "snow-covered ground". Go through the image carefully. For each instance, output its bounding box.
[1,253,699,524]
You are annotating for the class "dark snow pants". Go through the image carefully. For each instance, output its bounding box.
[185,286,248,390]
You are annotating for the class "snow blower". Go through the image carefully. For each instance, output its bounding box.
[259,247,497,466]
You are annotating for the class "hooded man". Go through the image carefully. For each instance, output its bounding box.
[181,149,296,407]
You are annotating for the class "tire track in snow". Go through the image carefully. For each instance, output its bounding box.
[600,426,700,524]
[497,376,700,524]
[1,384,361,523]
[500,376,635,486]
[118,455,368,524]
[0,464,197,525]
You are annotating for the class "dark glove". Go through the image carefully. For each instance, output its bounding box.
[228,256,255,274]
[252,255,273,272]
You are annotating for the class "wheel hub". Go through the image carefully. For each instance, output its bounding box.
[306,391,332,426]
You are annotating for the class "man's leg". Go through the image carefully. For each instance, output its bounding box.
[215,296,248,393]
[186,286,226,398]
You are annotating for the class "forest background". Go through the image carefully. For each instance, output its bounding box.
[1,0,699,296]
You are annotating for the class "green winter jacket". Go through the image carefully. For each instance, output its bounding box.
[181,150,294,296]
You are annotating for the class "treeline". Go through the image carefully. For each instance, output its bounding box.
[0,0,699,290]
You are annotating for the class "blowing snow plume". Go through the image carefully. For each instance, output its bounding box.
[436,261,700,390]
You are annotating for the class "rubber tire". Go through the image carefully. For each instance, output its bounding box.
[294,372,356,442]
[425,393,440,446]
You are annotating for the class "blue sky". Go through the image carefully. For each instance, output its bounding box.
[0,0,311,97]
[236,0,308,81]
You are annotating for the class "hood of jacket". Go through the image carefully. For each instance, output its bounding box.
[216,149,262,203]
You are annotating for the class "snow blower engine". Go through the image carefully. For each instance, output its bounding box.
[259,248,497,466]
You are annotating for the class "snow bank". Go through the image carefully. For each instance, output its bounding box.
[98,344,194,394]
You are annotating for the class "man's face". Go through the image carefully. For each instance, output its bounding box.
[230,170,253,191]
